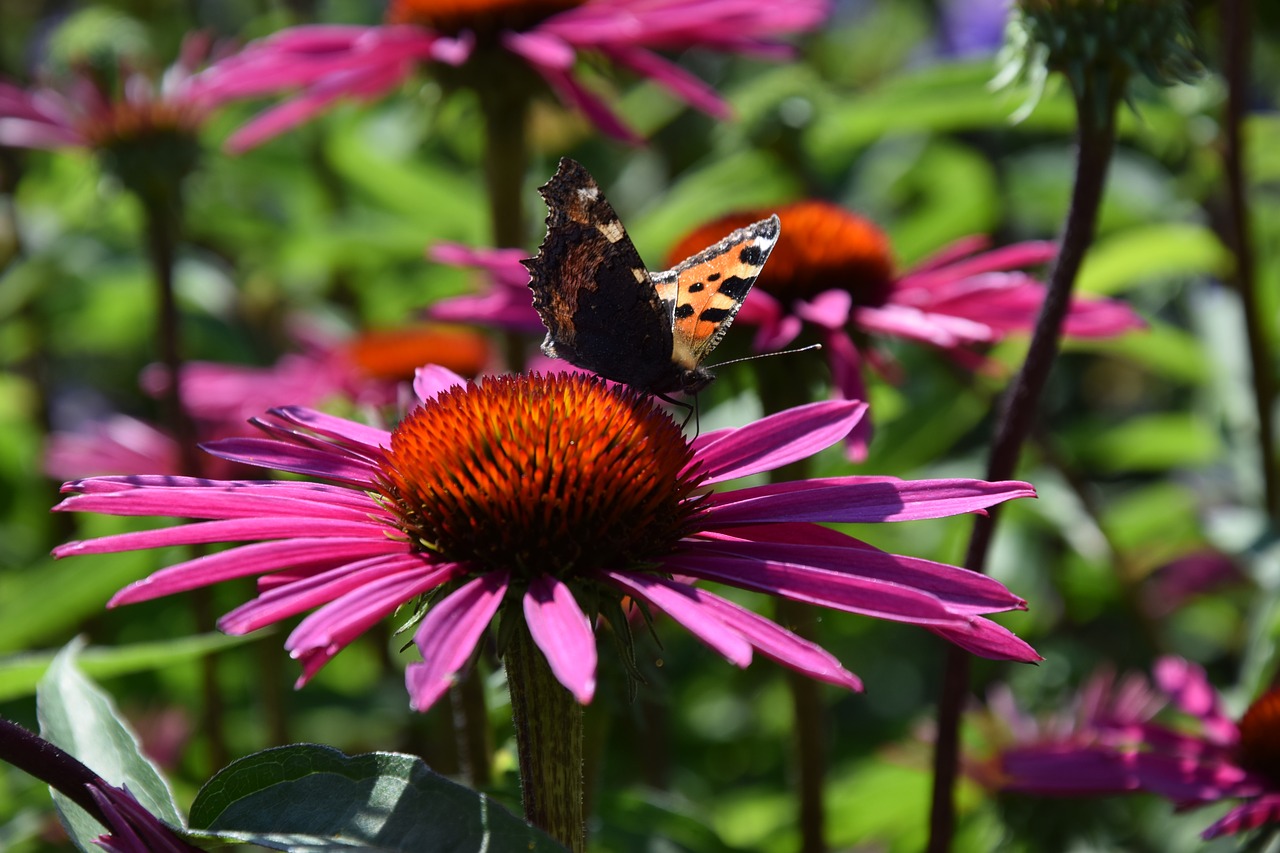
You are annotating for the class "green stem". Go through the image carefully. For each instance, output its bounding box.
[925,81,1120,853]
[1220,0,1277,520]
[477,79,531,373]
[505,618,585,851]
[138,189,229,772]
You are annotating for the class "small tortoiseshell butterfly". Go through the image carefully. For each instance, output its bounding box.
[524,158,780,399]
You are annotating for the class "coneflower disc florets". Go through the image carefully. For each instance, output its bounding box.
[377,373,704,580]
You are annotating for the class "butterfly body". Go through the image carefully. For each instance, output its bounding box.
[524,158,780,397]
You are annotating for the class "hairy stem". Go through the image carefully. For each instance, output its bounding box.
[926,84,1119,852]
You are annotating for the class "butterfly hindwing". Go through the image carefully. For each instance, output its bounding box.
[653,215,780,371]
[524,158,675,390]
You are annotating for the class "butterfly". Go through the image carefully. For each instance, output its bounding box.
[523,158,780,400]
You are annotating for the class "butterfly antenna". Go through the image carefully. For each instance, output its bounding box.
[708,343,823,370]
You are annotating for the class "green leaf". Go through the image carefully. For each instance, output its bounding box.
[0,633,249,702]
[1075,223,1231,296]
[189,744,564,852]
[1070,413,1221,474]
[37,639,186,851]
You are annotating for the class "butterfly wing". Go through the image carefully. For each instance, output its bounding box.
[524,158,676,390]
[652,214,781,372]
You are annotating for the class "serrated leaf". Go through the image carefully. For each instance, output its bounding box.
[189,744,564,852]
[37,639,186,851]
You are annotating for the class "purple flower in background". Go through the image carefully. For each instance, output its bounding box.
[55,368,1038,712]
[989,656,1280,839]
[426,242,546,335]
[196,0,831,149]
[0,33,221,151]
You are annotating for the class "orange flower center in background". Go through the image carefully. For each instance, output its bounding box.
[1239,687,1280,783]
[345,324,490,381]
[667,201,897,308]
[386,0,586,35]
[377,373,703,579]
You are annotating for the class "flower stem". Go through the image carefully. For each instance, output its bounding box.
[1220,0,1277,520]
[926,83,1120,853]
[476,77,531,373]
[137,189,228,772]
[505,618,585,851]
[0,717,112,824]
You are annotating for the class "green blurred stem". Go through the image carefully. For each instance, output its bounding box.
[926,82,1120,853]
[505,619,585,851]
[1221,0,1278,520]
[137,189,229,772]
[477,81,531,373]
[759,372,828,853]
[449,664,493,789]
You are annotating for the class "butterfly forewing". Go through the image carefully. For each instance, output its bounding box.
[655,215,780,369]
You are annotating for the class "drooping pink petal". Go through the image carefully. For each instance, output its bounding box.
[690,399,867,484]
[406,571,510,712]
[898,240,1058,291]
[600,45,730,118]
[218,553,436,633]
[105,537,405,605]
[667,551,968,626]
[413,365,468,402]
[1202,794,1280,839]
[56,481,385,522]
[529,62,642,144]
[201,436,381,484]
[285,561,466,684]
[821,329,872,460]
[927,619,1041,663]
[702,477,1036,526]
[1153,657,1239,746]
[57,515,390,557]
[263,406,392,451]
[502,30,577,70]
[523,575,597,703]
[603,571,752,667]
[687,587,862,690]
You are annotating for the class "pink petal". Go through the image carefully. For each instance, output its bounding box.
[666,551,968,627]
[523,576,597,703]
[57,515,388,557]
[689,588,862,690]
[603,571,752,667]
[106,537,405,605]
[793,290,852,330]
[1202,794,1280,838]
[702,477,1036,526]
[1153,656,1238,746]
[691,400,867,484]
[201,437,380,484]
[413,365,468,403]
[0,117,84,148]
[601,45,730,117]
[927,619,1041,663]
[406,571,510,712]
[263,406,391,451]
[56,481,385,522]
[502,30,577,70]
[529,63,642,144]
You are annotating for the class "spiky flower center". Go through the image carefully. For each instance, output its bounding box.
[386,0,586,36]
[667,201,896,308]
[1239,687,1280,784]
[376,373,704,580]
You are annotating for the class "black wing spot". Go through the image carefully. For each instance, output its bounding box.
[739,245,762,266]
[674,303,696,319]
[707,272,722,281]
[715,275,752,301]
[687,282,705,293]
[698,306,732,323]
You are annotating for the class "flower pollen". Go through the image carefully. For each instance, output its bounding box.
[668,201,897,307]
[386,0,586,36]
[377,373,703,580]
[1238,686,1280,784]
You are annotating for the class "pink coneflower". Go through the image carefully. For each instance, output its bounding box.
[0,33,220,153]
[426,242,547,335]
[987,657,1279,839]
[195,0,830,150]
[667,201,1145,458]
[54,367,1038,711]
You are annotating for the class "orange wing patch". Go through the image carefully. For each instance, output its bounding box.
[653,215,780,369]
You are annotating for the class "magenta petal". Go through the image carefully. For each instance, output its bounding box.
[201,437,380,484]
[523,576,597,703]
[56,515,389,557]
[413,365,468,403]
[53,482,383,522]
[502,30,576,70]
[407,571,510,712]
[703,477,1036,526]
[285,562,465,684]
[1202,794,1280,839]
[667,551,966,626]
[689,589,862,690]
[263,406,391,451]
[927,618,1041,663]
[1153,656,1238,746]
[603,571,752,667]
[107,537,405,605]
[601,46,730,117]
[219,553,434,633]
[530,63,642,144]
[691,400,867,485]
[999,746,1143,795]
